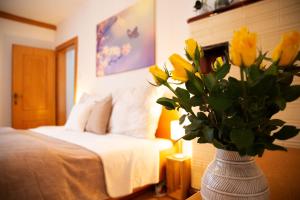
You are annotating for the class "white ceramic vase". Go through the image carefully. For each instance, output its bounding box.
[201,149,269,200]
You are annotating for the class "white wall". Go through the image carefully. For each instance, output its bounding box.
[0,0,213,126]
[55,0,196,99]
[0,18,56,126]
[66,48,75,117]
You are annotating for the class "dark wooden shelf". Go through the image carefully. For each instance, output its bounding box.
[187,0,262,24]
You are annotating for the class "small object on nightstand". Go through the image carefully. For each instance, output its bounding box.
[166,154,191,200]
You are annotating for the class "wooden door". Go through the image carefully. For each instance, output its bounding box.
[12,45,56,129]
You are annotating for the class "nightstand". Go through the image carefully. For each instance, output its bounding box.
[166,154,191,200]
[186,192,202,200]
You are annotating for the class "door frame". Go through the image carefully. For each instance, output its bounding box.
[55,36,78,125]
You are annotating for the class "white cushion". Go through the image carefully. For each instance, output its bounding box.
[108,85,164,139]
[79,92,111,104]
[65,102,95,132]
[85,95,112,135]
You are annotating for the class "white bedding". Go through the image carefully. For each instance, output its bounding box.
[31,126,172,198]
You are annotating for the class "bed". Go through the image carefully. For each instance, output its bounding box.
[0,86,176,200]
[0,127,173,200]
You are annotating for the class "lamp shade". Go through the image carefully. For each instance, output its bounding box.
[171,120,184,141]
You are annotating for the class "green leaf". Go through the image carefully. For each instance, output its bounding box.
[265,64,278,75]
[215,62,230,80]
[197,112,208,121]
[223,116,245,128]
[265,143,287,151]
[175,87,192,112]
[249,75,277,96]
[179,114,186,125]
[175,87,190,102]
[255,51,267,67]
[227,77,243,98]
[269,119,285,127]
[273,125,299,140]
[202,126,214,142]
[203,73,216,92]
[212,139,225,149]
[185,75,204,95]
[274,97,286,110]
[186,81,198,95]
[207,96,232,112]
[182,132,198,140]
[190,95,203,106]
[230,129,255,149]
[248,65,262,82]
[156,97,177,110]
[282,85,300,102]
[278,72,293,85]
[194,45,201,62]
[197,137,208,143]
[184,119,202,131]
[246,144,265,157]
[247,118,264,128]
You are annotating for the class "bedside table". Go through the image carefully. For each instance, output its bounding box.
[186,192,201,200]
[166,154,191,200]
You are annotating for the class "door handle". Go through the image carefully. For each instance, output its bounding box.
[13,93,22,105]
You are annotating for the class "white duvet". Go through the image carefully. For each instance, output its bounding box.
[31,126,172,198]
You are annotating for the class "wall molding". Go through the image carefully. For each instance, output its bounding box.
[0,10,56,30]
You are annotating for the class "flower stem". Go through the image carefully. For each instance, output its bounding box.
[164,82,197,117]
[240,66,248,122]
[165,82,176,95]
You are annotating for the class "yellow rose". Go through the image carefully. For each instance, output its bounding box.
[212,56,224,71]
[169,53,195,82]
[185,38,203,59]
[149,65,168,85]
[272,31,300,66]
[195,72,201,79]
[230,27,257,67]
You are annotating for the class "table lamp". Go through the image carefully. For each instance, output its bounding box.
[171,120,186,158]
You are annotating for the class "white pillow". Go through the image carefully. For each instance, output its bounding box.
[108,85,164,139]
[65,102,95,132]
[85,95,113,135]
[79,92,107,104]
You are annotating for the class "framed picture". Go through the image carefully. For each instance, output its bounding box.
[96,0,155,76]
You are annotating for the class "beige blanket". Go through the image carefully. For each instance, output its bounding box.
[0,129,109,200]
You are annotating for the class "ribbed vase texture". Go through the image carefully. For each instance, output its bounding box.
[201,149,269,200]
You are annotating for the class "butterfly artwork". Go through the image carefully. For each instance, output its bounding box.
[127,26,139,39]
[96,0,155,77]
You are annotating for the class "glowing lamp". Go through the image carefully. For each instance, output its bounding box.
[171,120,192,158]
[171,120,186,158]
[171,120,184,141]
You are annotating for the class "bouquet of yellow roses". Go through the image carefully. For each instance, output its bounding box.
[149,27,300,156]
